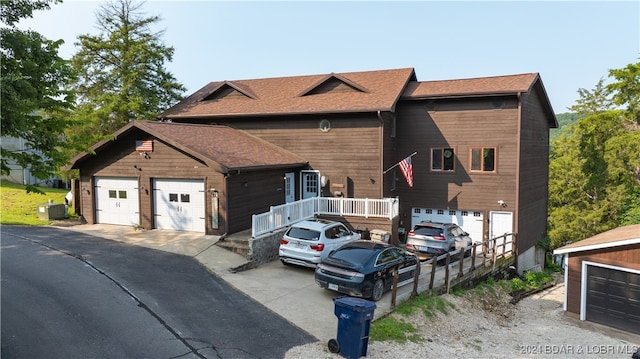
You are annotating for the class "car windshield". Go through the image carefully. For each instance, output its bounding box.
[287,227,321,241]
[413,226,442,236]
[329,247,376,265]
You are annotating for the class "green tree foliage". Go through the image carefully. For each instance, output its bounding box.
[607,61,640,124]
[0,0,75,190]
[568,78,614,116]
[69,0,185,149]
[548,60,640,248]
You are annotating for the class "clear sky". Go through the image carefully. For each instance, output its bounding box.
[17,0,640,113]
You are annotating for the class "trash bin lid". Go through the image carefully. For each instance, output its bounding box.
[333,296,376,311]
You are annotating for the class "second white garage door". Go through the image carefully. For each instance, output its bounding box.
[153,179,205,232]
[411,208,485,244]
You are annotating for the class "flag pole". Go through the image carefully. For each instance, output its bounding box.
[383,152,417,174]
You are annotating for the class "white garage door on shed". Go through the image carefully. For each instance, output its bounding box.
[153,179,205,232]
[411,208,484,244]
[95,177,139,226]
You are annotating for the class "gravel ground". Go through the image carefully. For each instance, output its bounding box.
[285,278,639,359]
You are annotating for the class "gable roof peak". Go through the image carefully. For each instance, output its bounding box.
[297,72,371,97]
[201,80,258,101]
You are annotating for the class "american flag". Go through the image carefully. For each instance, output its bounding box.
[399,156,413,187]
[136,139,153,152]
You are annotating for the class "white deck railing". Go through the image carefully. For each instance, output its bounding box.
[251,197,399,237]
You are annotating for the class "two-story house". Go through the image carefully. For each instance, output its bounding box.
[69,67,556,271]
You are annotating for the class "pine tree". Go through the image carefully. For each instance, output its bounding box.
[69,0,185,148]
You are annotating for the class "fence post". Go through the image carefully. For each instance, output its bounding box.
[391,266,399,307]
[458,249,464,278]
[412,261,420,298]
[471,244,477,270]
[492,236,498,270]
[445,253,451,294]
[429,258,437,289]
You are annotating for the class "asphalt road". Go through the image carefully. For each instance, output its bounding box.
[1,226,315,359]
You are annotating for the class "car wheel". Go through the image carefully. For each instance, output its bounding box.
[371,278,384,301]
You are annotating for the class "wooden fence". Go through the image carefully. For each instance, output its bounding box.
[389,232,516,306]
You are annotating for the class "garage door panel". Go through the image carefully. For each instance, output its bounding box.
[95,177,139,226]
[586,265,640,334]
[153,179,204,232]
[411,208,484,244]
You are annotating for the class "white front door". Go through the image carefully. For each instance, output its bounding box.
[153,179,205,232]
[95,177,139,226]
[489,211,513,254]
[285,172,295,203]
[301,171,320,199]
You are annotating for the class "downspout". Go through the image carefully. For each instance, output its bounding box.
[515,92,522,271]
[220,172,230,240]
[377,110,384,199]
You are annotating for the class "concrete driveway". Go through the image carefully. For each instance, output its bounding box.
[58,224,411,342]
[58,223,488,341]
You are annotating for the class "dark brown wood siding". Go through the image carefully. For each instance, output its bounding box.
[393,97,519,233]
[225,168,293,234]
[565,244,640,315]
[193,114,384,199]
[75,128,228,235]
[517,84,553,252]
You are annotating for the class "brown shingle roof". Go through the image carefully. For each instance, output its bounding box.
[159,68,417,119]
[137,121,306,170]
[402,73,540,99]
[553,224,640,255]
[69,121,307,171]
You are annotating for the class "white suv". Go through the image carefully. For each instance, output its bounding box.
[279,219,360,268]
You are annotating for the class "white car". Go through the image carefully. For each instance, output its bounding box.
[279,218,360,268]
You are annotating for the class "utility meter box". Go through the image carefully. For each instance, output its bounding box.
[37,202,66,220]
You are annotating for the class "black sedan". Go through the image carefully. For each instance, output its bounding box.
[314,240,419,301]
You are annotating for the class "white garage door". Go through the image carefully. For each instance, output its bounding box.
[95,177,139,226]
[411,208,484,244]
[153,179,205,232]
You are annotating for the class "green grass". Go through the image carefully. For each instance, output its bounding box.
[370,291,455,343]
[1,179,71,225]
[369,316,422,343]
[510,271,555,292]
[369,272,556,344]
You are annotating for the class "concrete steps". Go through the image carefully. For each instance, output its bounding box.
[216,230,252,258]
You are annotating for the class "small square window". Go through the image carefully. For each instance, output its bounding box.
[181,194,190,203]
[169,193,178,202]
[119,190,127,199]
[431,148,455,171]
[461,211,468,216]
[108,190,117,199]
[474,211,481,217]
[449,210,456,216]
[425,209,432,214]
[437,209,444,215]
[413,208,421,214]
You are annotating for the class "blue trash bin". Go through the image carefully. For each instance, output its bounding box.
[329,296,376,359]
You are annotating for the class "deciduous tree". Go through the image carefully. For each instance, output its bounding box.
[0,0,75,191]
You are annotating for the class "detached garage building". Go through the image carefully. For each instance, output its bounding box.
[554,224,640,335]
